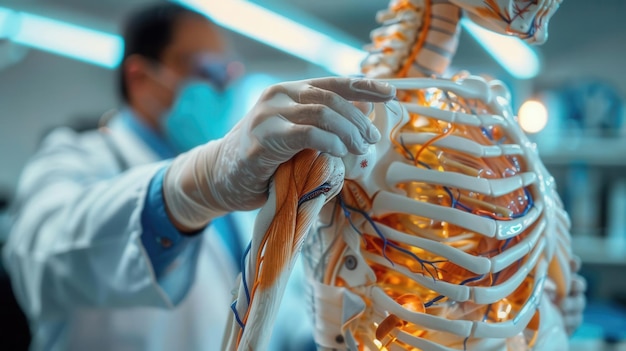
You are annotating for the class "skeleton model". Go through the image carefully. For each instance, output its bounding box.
[223,0,575,350]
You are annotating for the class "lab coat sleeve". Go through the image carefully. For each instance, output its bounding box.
[141,166,203,303]
[2,128,198,321]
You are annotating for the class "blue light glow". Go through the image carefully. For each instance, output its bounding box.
[0,7,18,38]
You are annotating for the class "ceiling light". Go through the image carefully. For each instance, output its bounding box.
[518,100,548,133]
[0,6,122,68]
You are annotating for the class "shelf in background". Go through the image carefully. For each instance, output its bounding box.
[535,136,626,166]
[572,236,626,266]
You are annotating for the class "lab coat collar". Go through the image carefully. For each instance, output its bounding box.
[105,114,162,167]
[117,107,177,160]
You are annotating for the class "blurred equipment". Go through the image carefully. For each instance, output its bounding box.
[532,80,625,139]
[566,165,602,237]
[607,179,626,255]
[562,81,625,137]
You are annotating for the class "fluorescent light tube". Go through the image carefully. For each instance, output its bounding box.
[172,0,367,76]
[461,17,540,79]
[0,6,122,68]
[0,7,12,37]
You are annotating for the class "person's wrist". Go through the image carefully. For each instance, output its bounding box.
[162,144,228,230]
[213,136,272,212]
[162,185,205,233]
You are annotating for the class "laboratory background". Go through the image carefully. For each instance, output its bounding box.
[0,0,625,350]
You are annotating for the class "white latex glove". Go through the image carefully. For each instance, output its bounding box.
[163,77,395,230]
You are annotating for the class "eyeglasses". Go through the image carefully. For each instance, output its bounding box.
[191,54,245,91]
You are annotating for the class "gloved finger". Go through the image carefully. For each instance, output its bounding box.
[281,104,370,155]
[292,86,380,143]
[307,77,396,102]
[280,124,348,158]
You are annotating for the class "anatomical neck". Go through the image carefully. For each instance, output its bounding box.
[361,0,462,79]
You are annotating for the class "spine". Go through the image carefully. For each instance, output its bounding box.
[361,0,462,78]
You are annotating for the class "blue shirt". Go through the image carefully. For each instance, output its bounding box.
[117,108,177,160]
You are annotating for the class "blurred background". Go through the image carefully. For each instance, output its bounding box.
[0,0,625,350]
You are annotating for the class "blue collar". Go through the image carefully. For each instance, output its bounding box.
[118,108,177,160]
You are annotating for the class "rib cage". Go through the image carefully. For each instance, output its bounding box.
[302,0,573,349]
[304,75,573,351]
[218,0,573,349]
[304,0,571,350]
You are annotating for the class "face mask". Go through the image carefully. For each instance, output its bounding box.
[161,81,234,153]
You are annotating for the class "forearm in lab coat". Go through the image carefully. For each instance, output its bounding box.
[141,166,205,303]
[2,129,200,320]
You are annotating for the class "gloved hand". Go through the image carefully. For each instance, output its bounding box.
[163,77,396,231]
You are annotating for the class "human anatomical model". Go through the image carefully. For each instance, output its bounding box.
[224,0,578,350]
[302,0,576,350]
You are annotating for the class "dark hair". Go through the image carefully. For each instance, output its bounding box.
[118,3,205,103]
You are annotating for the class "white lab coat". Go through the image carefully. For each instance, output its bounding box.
[1,115,280,351]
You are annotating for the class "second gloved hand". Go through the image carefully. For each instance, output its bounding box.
[163,77,395,231]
